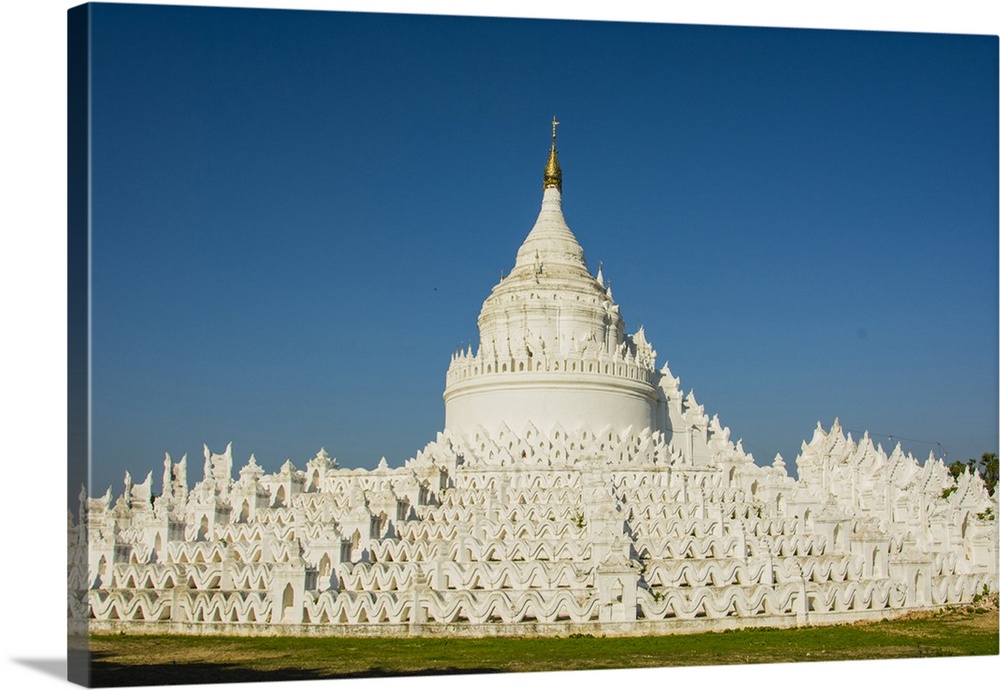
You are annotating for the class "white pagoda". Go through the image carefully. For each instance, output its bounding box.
[70,121,997,636]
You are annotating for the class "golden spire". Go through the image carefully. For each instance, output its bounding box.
[543,115,562,191]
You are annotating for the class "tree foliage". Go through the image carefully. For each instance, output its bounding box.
[947,453,998,497]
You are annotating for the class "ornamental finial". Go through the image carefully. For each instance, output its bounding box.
[543,115,562,191]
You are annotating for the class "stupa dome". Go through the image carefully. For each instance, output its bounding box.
[444,119,658,440]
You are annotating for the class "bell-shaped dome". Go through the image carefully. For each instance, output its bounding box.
[443,121,659,442]
[473,121,624,356]
[477,183,621,357]
[511,186,590,281]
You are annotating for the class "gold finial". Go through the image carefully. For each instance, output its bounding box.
[543,115,562,191]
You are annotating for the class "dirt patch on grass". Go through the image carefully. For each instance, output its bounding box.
[879,595,999,633]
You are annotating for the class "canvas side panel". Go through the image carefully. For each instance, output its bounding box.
[67,3,92,687]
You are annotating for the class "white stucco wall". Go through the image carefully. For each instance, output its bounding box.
[444,371,658,438]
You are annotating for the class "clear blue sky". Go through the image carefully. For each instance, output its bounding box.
[86,3,997,494]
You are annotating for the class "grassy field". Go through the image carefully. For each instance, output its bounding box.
[88,603,998,687]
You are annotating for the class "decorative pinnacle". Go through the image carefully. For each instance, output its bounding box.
[543,115,562,191]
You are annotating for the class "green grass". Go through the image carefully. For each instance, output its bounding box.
[88,605,998,687]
